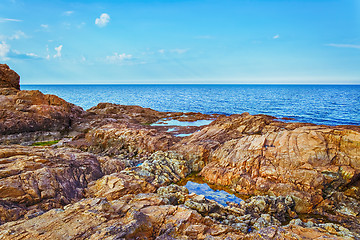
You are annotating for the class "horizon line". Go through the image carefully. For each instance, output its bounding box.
[21,83,360,86]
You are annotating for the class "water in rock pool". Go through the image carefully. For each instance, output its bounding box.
[178,174,248,206]
[22,84,360,126]
[151,119,214,127]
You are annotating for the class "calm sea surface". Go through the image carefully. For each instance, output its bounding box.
[22,84,360,126]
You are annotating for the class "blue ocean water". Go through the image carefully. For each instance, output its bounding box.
[21,84,360,126]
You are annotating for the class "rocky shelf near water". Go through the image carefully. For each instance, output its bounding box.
[0,64,359,239]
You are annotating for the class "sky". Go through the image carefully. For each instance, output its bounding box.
[0,0,359,84]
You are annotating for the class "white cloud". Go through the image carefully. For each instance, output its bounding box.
[158,49,165,54]
[9,30,27,40]
[63,11,74,16]
[170,48,189,54]
[0,41,10,60]
[95,13,110,27]
[0,18,22,22]
[106,53,132,62]
[0,30,28,40]
[10,50,40,59]
[326,43,360,49]
[26,53,38,58]
[41,24,49,29]
[54,45,63,58]
[273,34,280,39]
[77,22,86,29]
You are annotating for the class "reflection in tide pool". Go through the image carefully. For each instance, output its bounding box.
[184,181,243,206]
[175,133,193,137]
[151,119,213,127]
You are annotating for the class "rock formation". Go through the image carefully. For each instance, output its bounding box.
[0,65,85,144]
[0,145,104,223]
[0,64,20,93]
[0,90,85,144]
[173,113,360,235]
[0,65,359,239]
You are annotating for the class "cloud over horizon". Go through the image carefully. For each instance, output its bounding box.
[0,18,22,22]
[63,11,74,16]
[326,43,360,49]
[170,48,189,54]
[95,13,110,27]
[106,52,132,63]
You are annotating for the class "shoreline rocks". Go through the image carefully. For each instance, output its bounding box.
[0,64,359,239]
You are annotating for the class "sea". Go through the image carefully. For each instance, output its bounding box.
[22,84,360,126]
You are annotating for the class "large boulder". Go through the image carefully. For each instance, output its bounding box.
[0,64,20,91]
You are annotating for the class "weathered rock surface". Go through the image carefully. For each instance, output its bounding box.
[0,186,355,240]
[0,90,85,144]
[0,64,20,92]
[71,122,178,156]
[173,114,360,206]
[0,193,247,240]
[68,102,218,156]
[172,113,360,235]
[0,145,103,223]
[87,102,218,125]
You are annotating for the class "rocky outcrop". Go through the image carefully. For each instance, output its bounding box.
[0,64,20,93]
[1,65,359,239]
[71,122,178,156]
[0,145,104,223]
[0,90,85,144]
[0,193,247,240]
[174,114,360,206]
[0,185,356,239]
[87,102,218,125]
[68,102,218,156]
[172,113,360,234]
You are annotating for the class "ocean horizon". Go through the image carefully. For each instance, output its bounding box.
[22,84,360,126]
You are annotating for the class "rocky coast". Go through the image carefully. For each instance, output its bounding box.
[0,64,359,239]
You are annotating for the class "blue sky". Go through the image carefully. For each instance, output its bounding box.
[0,0,359,84]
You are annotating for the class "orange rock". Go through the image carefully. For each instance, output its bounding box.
[173,114,360,214]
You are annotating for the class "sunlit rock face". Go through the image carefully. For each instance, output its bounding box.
[0,64,20,92]
[0,65,85,144]
[0,90,85,144]
[0,145,103,223]
[174,113,360,214]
